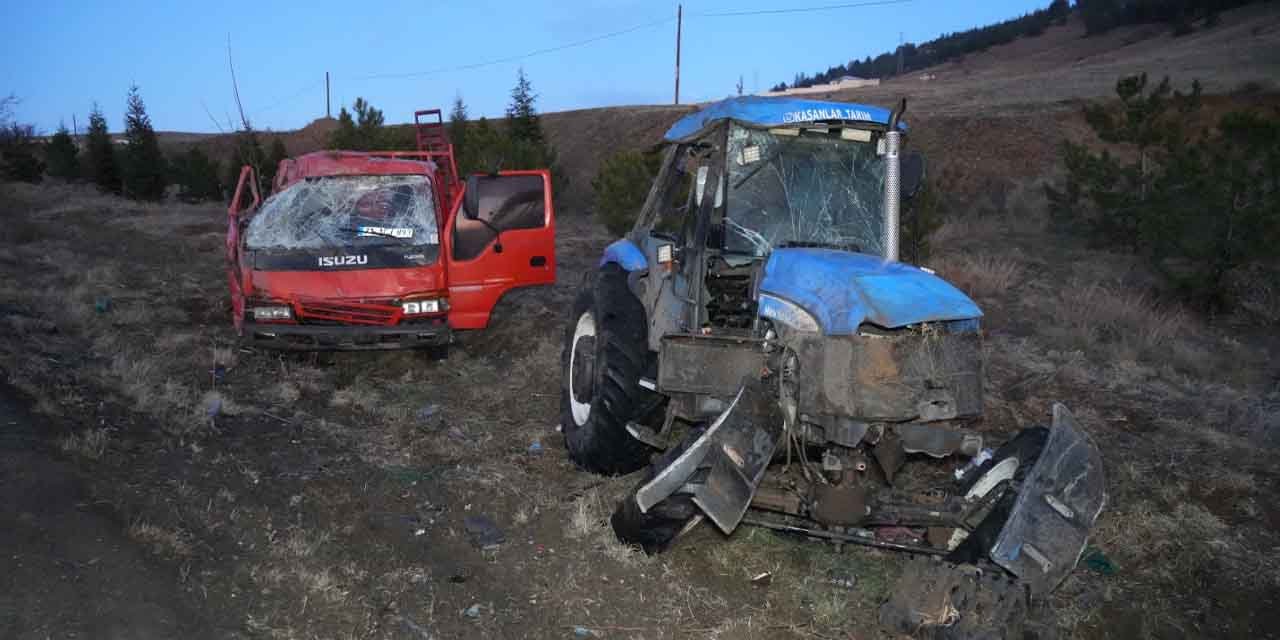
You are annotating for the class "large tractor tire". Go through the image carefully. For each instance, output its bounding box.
[610,428,705,554]
[561,264,658,475]
[946,426,1049,564]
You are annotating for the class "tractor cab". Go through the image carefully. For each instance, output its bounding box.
[225,109,556,351]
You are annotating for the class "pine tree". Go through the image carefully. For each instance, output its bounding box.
[86,103,121,194]
[328,98,386,150]
[264,137,288,188]
[121,85,167,200]
[174,146,221,202]
[328,107,357,150]
[45,124,79,179]
[505,68,543,146]
[449,93,469,153]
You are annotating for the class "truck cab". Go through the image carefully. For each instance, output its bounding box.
[225,109,555,351]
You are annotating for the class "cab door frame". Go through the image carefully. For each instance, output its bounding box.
[442,170,555,329]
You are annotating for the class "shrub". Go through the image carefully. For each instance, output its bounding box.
[591,149,660,236]
[45,124,79,180]
[1047,72,1280,309]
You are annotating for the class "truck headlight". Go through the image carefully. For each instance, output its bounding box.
[251,305,292,321]
[758,294,820,333]
[402,299,446,315]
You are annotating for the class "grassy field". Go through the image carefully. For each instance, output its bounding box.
[1,168,1277,638]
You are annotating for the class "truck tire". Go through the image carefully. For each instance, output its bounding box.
[610,428,704,553]
[946,426,1049,564]
[561,264,656,475]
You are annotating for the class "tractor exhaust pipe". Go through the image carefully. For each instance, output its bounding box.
[882,99,906,263]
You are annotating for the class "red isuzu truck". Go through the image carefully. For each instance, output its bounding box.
[225,109,555,352]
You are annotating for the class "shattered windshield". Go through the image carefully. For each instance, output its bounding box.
[245,175,438,250]
[725,124,885,257]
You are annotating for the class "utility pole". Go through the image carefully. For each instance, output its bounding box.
[674,4,682,105]
[896,32,904,76]
[325,71,331,118]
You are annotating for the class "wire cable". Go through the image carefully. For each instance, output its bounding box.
[696,0,911,18]
[356,16,675,81]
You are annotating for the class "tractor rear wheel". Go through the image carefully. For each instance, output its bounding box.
[561,265,657,475]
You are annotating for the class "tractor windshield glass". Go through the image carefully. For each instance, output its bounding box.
[245,174,438,250]
[725,124,884,257]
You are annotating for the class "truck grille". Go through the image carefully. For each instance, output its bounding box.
[295,300,401,326]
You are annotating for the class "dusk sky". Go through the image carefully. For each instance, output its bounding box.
[3,1,1047,134]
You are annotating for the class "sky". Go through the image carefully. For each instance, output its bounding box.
[2,0,1048,134]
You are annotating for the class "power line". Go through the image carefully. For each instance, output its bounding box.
[356,16,675,81]
[696,0,911,18]
[252,78,326,118]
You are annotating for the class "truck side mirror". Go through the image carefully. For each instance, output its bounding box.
[902,152,926,200]
[464,174,480,219]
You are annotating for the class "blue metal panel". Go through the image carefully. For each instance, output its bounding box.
[758,248,981,334]
[664,96,905,143]
[599,238,648,272]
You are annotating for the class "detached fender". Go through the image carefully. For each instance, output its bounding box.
[635,379,782,534]
[990,404,1107,596]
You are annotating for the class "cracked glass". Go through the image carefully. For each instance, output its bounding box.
[245,175,439,250]
[725,124,885,257]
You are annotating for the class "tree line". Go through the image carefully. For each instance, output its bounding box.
[324,68,565,197]
[771,0,1261,92]
[0,85,288,204]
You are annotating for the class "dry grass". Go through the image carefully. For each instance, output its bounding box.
[933,254,1024,298]
[128,520,193,558]
[59,428,110,460]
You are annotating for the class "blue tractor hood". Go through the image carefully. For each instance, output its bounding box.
[758,249,982,335]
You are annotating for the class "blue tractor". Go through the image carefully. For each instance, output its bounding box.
[561,97,1105,618]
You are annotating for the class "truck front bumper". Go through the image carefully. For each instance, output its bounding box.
[243,321,452,351]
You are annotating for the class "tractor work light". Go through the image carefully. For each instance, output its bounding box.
[251,305,293,321]
[402,299,446,316]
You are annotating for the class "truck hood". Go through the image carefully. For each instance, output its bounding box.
[758,248,981,334]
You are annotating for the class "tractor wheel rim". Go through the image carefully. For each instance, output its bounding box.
[947,456,1020,550]
[569,311,596,426]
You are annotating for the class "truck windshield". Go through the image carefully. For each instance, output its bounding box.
[245,175,438,250]
[725,124,884,257]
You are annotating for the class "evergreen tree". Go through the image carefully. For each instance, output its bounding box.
[448,93,470,166]
[264,137,288,188]
[505,68,544,146]
[0,95,44,183]
[174,146,222,202]
[86,103,121,194]
[121,85,167,200]
[45,124,79,179]
[327,98,386,150]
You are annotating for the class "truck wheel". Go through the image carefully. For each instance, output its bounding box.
[611,428,704,554]
[946,426,1049,564]
[561,265,656,475]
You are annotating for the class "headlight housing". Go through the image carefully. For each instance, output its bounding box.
[251,305,292,321]
[401,298,447,316]
[757,294,820,333]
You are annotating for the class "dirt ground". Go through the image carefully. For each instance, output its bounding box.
[2,166,1279,639]
[5,6,1280,639]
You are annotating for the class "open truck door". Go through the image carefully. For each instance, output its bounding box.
[226,165,261,335]
[446,171,555,329]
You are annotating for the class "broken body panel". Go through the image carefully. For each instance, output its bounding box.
[225,110,555,350]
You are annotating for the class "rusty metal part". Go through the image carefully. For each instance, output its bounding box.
[750,485,805,515]
[741,515,946,556]
[811,482,869,526]
[872,431,906,484]
[895,422,983,458]
[657,334,769,396]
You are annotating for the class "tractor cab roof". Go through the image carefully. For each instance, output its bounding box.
[663,96,905,143]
